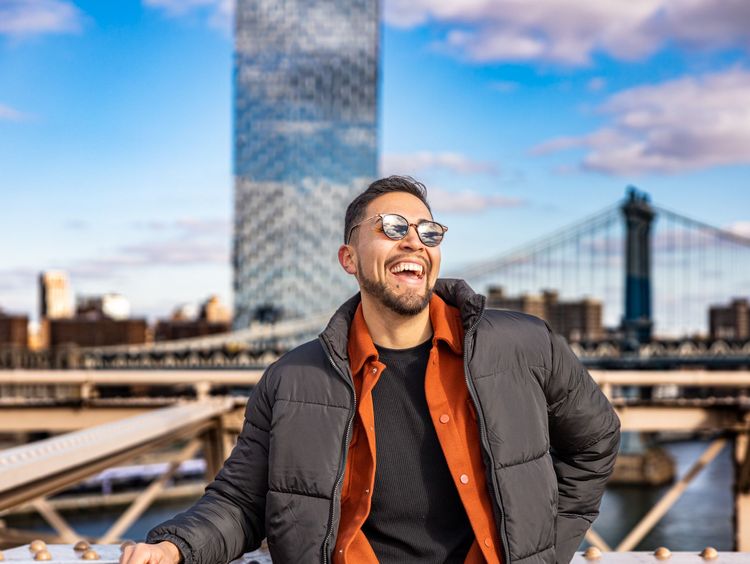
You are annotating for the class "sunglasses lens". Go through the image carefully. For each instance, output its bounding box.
[418,222,444,246]
[381,215,409,240]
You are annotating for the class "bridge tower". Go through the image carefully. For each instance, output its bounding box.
[621,187,655,344]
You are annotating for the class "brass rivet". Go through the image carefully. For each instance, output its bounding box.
[73,541,90,552]
[29,541,47,554]
[34,550,52,561]
[583,547,602,560]
[654,547,672,560]
[120,541,136,553]
[81,550,100,561]
[700,547,718,561]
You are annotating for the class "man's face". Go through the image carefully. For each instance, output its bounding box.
[342,191,442,316]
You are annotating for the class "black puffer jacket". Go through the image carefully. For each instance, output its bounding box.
[149,279,620,564]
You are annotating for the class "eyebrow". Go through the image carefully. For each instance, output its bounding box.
[382,213,434,223]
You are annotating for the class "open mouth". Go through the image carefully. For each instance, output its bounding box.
[389,261,425,282]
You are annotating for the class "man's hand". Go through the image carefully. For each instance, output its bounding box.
[119,541,182,564]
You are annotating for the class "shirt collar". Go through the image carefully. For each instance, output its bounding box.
[428,293,464,355]
[347,293,464,376]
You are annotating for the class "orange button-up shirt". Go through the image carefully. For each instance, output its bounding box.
[333,295,503,564]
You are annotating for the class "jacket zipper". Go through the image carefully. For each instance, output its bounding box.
[462,300,511,564]
[319,336,357,564]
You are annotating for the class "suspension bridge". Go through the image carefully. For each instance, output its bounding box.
[3,186,747,370]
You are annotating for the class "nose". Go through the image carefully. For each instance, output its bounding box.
[398,223,423,250]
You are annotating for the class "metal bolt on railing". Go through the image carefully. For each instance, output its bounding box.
[700,547,719,561]
[29,541,46,554]
[583,547,602,560]
[0,550,5,561]
[74,541,90,553]
[654,547,672,560]
[81,550,100,561]
[33,550,52,561]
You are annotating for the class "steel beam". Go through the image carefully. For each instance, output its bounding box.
[591,370,750,387]
[30,498,79,543]
[735,432,750,551]
[0,400,233,512]
[615,438,727,551]
[3,369,748,388]
[615,406,740,432]
[0,407,153,432]
[97,438,203,543]
[0,370,264,386]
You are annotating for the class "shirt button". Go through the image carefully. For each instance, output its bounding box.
[439,414,450,424]
[484,538,492,548]
[460,474,469,484]
[371,367,377,374]
[364,488,370,494]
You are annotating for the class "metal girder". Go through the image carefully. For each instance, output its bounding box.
[0,405,247,434]
[615,438,727,552]
[735,432,750,550]
[0,407,153,432]
[615,405,741,432]
[3,368,748,389]
[0,370,264,386]
[591,370,750,387]
[97,438,203,543]
[30,498,79,543]
[0,400,233,512]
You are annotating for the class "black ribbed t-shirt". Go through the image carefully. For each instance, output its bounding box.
[361,339,474,563]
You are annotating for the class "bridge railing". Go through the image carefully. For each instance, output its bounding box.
[0,400,236,545]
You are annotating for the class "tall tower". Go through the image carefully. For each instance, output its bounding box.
[621,187,654,344]
[233,0,379,327]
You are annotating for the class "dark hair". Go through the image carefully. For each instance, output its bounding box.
[344,175,432,244]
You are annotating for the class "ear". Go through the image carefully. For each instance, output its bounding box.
[338,244,357,275]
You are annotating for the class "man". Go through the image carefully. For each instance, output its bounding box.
[122,176,620,564]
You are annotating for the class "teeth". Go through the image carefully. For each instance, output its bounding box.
[390,262,424,275]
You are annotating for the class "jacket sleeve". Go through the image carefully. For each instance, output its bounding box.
[544,329,620,564]
[146,365,276,564]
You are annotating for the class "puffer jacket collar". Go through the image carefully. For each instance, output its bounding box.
[318,278,485,366]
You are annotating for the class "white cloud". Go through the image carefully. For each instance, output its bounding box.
[0,0,82,37]
[429,187,524,213]
[587,77,607,92]
[0,103,27,121]
[134,217,230,237]
[381,151,499,176]
[727,221,750,239]
[490,80,520,93]
[533,67,750,175]
[143,0,233,32]
[384,0,750,65]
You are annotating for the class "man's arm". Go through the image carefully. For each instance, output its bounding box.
[121,367,276,564]
[545,329,621,564]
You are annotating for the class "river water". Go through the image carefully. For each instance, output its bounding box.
[5,439,735,552]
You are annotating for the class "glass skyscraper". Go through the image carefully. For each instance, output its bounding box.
[233,0,379,327]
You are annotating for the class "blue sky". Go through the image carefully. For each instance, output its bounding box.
[1,0,749,327]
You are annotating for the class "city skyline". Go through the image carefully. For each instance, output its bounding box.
[1,0,749,324]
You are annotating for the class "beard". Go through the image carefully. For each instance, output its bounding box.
[357,263,434,316]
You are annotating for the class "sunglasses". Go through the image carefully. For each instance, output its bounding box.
[347,213,448,247]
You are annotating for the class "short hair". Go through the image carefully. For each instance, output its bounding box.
[344,175,432,244]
